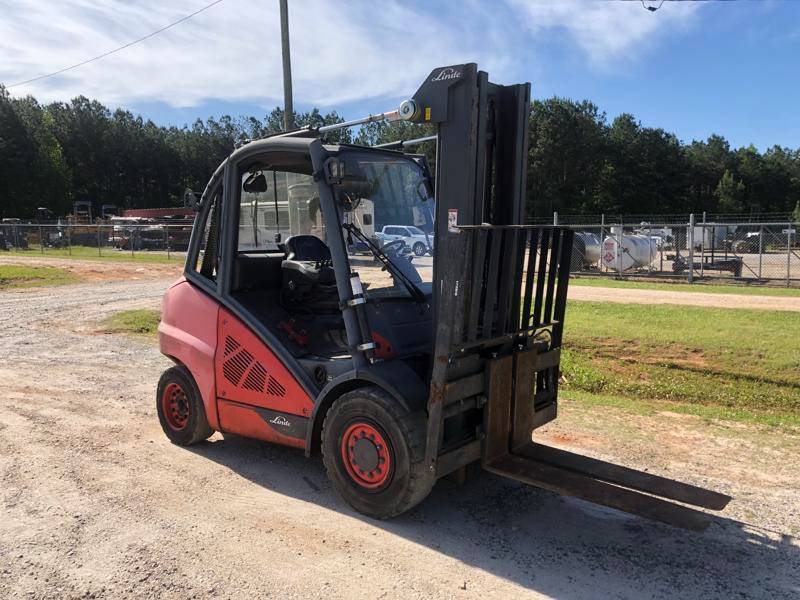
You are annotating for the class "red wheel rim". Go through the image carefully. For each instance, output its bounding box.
[340,422,393,489]
[162,382,189,431]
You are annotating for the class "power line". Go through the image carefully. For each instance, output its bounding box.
[6,0,226,89]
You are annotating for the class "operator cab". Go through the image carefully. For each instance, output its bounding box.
[195,137,436,388]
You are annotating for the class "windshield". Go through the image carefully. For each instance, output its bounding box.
[336,151,434,299]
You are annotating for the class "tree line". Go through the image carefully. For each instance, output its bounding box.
[2,85,799,222]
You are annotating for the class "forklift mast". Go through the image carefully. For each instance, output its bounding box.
[412,64,529,226]
[400,64,569,460]
[402,65,730,530]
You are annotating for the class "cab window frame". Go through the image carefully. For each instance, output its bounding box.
[233,156,321,256]
[184,178,223,295]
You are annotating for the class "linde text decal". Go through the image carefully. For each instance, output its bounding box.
[431,67,461,82]
[269,415,291,427]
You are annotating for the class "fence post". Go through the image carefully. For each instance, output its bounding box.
[758,224,763,280]
[39,225,44,254]
[67,225,72,256]
[165,226,170,260]
[788,222,792,288]
[131,227,135,259]
[615,224,623,278]
[553,212,559,226]
[97,225,102,256]
[600,214,605,273]
[14,225,19,250]
[700,212,706,279]
[688,214,695,283]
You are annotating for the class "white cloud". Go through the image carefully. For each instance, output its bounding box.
[0,0,700,109]
[507,0,699,66]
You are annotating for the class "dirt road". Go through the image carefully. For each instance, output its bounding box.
[0,271,798,599]
[0,255,182,283]
[568,284,800,312]
[3,253,799,311]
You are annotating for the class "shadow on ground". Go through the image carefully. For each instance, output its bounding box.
[187,435,799,599]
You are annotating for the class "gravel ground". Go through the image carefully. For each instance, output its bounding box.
[0,266,798,599]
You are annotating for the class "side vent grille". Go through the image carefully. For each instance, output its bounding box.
[224,336,241,356]
[222,348,253,385]
[222,335,286,398]
[242,362,267,392]
[267,376,286,397]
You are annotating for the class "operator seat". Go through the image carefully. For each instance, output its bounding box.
[281,235,338,312]
[285,234,331,262]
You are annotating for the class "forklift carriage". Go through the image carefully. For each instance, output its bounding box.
[157,64,729,530]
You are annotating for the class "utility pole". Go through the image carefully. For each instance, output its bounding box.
[279,0,294,131]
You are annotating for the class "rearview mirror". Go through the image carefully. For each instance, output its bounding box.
[243,171,268,193]
[325,157,374,199]
[338,177,374,198]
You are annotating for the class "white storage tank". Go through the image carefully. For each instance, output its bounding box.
[571,232,602,270]
[601,227,657,272]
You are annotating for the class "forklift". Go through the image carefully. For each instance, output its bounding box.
[157,64,730,530]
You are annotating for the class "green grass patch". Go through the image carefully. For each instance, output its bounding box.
[562,390,800,428]
[570,276,800,297]
[0,265,79,289]
[561,301,800,427]
[102,309,161,336]
[8,246,183,264]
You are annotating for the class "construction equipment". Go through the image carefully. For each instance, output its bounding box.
[156,64,730,530]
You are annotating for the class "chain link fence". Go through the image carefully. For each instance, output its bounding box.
[561,215,799,286]
[0,223,191,262]
[2,216,798,286]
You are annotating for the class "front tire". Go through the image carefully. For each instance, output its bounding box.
[321,386,435,518]
[156,365,213,446]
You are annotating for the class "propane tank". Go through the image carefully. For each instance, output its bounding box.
[570,232,601,270]
[602,228,657,272]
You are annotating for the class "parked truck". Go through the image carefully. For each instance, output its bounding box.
[376,224,434,256]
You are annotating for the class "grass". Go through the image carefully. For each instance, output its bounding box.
[570,276,800,297]
[561,301,800,428]
[7,245,184,264]
[101,309,161,336]
[0,265,79,289]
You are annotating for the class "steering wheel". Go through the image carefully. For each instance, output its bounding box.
[381,239,406,257]
[340,192,362,212]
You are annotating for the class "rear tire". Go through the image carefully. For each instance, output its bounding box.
[412,242,426,256]
[321,386,435,518]
[156,365,213,446]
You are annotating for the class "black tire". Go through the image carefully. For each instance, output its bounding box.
[156,365,213,446]
[412,242,426,257]
[321,386,435,518]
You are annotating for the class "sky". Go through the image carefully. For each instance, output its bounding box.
[1,0,799,150]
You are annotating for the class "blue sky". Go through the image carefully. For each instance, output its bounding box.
[2,0,799,150]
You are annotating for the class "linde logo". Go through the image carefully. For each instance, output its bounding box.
[431,67,461,82]
[269,415,291,427]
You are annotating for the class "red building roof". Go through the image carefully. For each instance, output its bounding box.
[122,207,196,218]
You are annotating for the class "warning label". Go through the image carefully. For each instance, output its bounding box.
[448,209,459,233]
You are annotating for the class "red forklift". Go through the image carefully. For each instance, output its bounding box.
[157,64,730,530]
